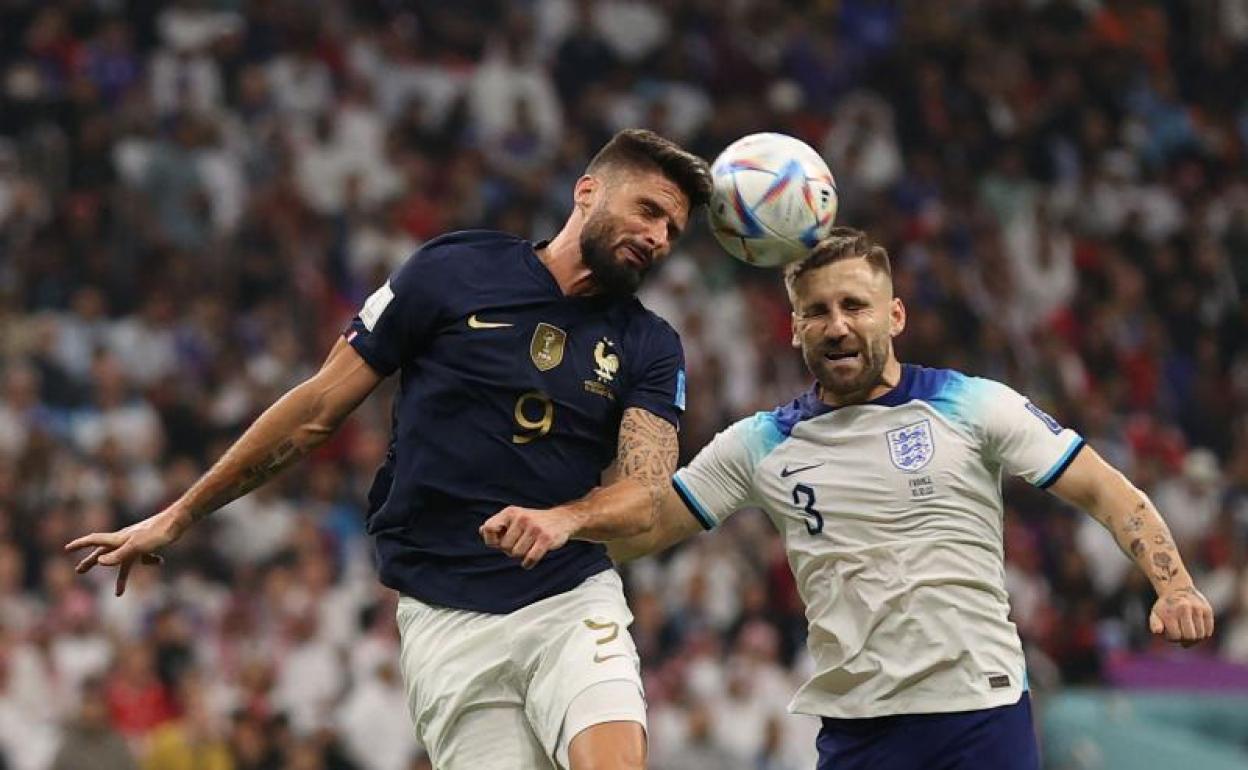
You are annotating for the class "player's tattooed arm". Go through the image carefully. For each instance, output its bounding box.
[183,438,308,521]
[481,408,680,568]
[176,338,381,522]
[606,483,705,564]
[615,407,680,519]
[66,338,383,595]
[1048,444,1214,645]
[559,407,679,541]
[1051,458,1186,589]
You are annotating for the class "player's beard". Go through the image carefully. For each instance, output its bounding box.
[581,210,648,297]
[807,330,891,404]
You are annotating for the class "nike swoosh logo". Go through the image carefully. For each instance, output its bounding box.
[594,652,627,663]
[467,314,513,329]
[780,463,824,478]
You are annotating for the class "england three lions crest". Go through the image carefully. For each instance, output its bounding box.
[886,419,934,472]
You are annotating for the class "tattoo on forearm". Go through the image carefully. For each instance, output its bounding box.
[617,408,678,515]
[1151,550,1178,583]
[1106,495,1188,590]
[1111,503,1146,535]
[192,439,306,520]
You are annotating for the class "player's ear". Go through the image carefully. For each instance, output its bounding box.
[573,175,599,213]
[791,313,802,349]
[889,297,906,337]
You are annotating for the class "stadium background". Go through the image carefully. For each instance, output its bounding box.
[1,1,1247,768]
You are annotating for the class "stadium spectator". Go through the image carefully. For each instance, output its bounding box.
[49,679,137,770]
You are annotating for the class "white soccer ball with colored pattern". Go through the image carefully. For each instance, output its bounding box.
[708,132,838,267]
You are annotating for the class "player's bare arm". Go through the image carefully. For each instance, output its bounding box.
[65,338,383,595]
[1048,445,1214,646]
[480,407,677,569]
[605,483,703,564]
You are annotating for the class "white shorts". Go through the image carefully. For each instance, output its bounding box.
[396,570,646,769]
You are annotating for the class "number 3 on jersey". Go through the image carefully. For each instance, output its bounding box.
[513,391,554,444]
[792,483,823,535]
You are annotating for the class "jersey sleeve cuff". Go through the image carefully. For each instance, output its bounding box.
[622,399,681,430]
[344,324,397,377]
[1036,436,1086,489]
[672,473,717,530]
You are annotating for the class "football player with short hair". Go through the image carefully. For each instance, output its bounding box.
[67,128,712,770]
[497,226,1215,770]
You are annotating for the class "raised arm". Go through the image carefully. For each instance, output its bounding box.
[66,337,383,595]
[480,407,678,568]
[1048,445,1214,646]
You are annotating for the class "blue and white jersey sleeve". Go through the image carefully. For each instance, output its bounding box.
[345,247,446,376]
[973,378,1084,488]
[672,411,789,529]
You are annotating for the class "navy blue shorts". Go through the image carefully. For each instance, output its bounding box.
[816,692,1039,770]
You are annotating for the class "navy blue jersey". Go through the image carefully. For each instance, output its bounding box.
[345,230,686,613]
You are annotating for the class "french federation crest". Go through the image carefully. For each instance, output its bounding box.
[886,419,934,472]
[593,338,619,382]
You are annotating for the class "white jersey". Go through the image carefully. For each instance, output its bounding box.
[673,365,1083,719]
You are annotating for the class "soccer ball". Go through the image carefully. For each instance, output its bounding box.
[708,133,838,267]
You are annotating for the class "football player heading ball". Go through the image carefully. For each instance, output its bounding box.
[494,226,1214,770]
[68,128,712,770]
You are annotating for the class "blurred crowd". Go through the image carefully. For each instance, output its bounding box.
[1,0,1248,768]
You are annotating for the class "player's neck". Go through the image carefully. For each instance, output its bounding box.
[536,231,598,297]
[819,356,904,407]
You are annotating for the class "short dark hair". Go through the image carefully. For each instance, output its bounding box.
[784,226,892,293]
[586,128,712,209]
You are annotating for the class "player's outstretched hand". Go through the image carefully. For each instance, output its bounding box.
[64,508,186,596]
[1149,585,1215,647]
[480,506,576,569]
